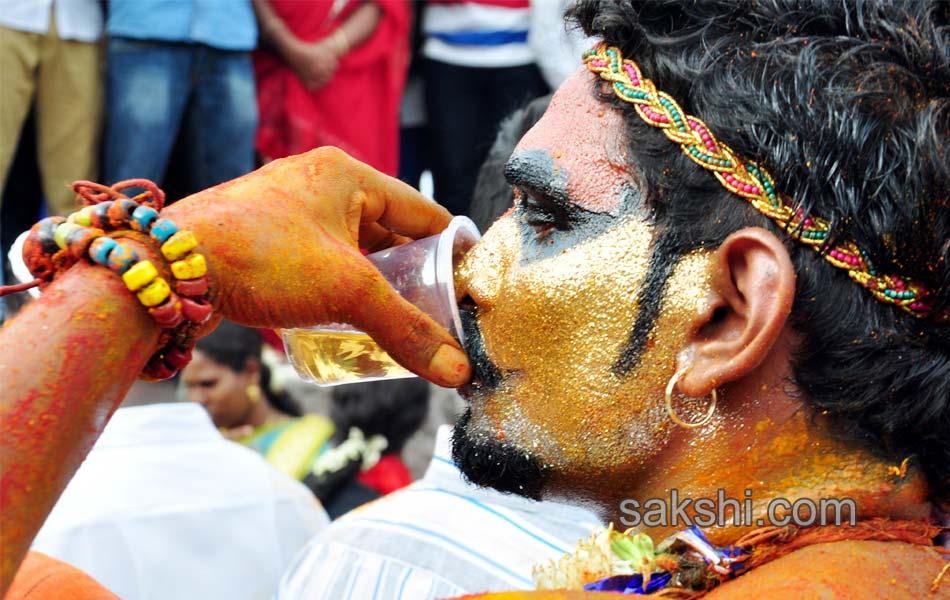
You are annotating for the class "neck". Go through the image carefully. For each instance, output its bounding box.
[604,341,933,545]
[243,397,273,429]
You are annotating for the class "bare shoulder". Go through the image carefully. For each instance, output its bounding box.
[706,540,950,599]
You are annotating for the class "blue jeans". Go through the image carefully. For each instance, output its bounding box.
[104,38,257,190]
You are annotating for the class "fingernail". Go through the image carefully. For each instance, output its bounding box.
[429,344,470,386]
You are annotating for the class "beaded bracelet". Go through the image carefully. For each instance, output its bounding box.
[20,179,213,381]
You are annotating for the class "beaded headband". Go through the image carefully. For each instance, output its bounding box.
[584,44,947,324]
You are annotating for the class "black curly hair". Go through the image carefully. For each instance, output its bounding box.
[330,378,430,455]
[568,0,949,501]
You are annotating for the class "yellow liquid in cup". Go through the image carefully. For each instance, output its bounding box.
[282,328,411,385]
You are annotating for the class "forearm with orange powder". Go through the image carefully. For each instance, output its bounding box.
[0,238,166,593]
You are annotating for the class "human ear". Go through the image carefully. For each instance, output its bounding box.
[242,357,261,384]
[676,227,795,397]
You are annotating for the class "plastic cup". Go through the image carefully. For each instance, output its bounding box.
[281,216,481,386]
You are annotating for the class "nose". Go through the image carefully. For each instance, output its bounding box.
[455,220,515,310]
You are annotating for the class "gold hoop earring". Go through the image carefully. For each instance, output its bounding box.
[246,384,262,405]
[665,369,716,429]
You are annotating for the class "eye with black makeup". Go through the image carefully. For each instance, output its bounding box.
[514,186,573,241]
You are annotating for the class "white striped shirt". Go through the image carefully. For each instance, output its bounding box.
[423,1,535,68]
[277,426,602,599]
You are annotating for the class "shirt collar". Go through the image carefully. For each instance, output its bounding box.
[423,425,602,522]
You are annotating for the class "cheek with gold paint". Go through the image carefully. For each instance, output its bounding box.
[458,213,716,478]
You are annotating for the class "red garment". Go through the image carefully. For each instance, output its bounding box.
[254,0,410,175]
[357,454,412,495]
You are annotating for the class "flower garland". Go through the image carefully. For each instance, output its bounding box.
[533,519,945,596]
[533,525,745,596]
[311,427,388,478]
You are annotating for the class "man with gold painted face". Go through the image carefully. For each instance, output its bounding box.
[449,0,950,596]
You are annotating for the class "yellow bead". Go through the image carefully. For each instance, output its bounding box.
[137,277,171,307]
[171,253,207,280]
[122,260,159,292]
[54,222,80,250]
[161,230,199,262]
[74,206,94,227]
[67,206,94,226]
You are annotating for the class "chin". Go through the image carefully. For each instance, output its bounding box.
[451,407,548,500]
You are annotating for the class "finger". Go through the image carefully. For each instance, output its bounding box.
[299,148,450,240]
[358,222,413,253]
[343,260,471,388]
[353,167,454,239]
[368,233,413,253]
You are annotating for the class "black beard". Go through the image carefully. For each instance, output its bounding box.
[459,308,503,393]
[451,409,547,501]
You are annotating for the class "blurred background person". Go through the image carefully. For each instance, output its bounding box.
[0,114,42,324]
[421,0,549,216]
[185,320,335,482]
[31,379,328,600]
[469,94,550,232]
[0,0,103,217]
[528,0,593,90]
[308,378,430,518]
[252,0,409,175]
[397,1,428,189]
[102,0,258,194]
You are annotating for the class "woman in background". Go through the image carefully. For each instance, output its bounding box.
[252,0,410,175]
[183,320,335,481]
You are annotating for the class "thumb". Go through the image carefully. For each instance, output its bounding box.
[347,268,471,388]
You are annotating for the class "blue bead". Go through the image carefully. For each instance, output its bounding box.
[131,205,159,231]
[89,237,118,265]
[107,243,138,274]
[150,218,178,243]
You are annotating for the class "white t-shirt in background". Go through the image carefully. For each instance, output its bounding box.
[33,403,329,600]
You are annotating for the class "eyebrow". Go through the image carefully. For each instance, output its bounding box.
[504,149,575,209]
